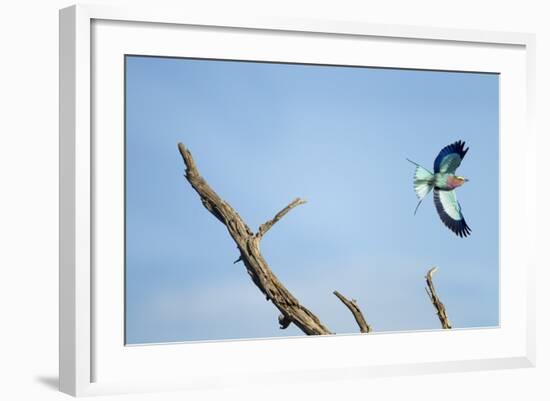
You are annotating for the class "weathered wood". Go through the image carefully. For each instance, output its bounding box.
[178,143,332,335]
[425,267,452,329]
[257,198,306,238]
[333,291,371,333]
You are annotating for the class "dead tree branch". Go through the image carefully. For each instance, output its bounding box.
[178,143,332,335]
[425,267,452,329]
[333,291,371,333]
[257,198,307,238]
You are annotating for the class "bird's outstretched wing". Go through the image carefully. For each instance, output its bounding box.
[433,140,469,174]
[433,189,471,237]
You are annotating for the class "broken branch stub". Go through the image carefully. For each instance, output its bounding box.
[425,267,452,329]
[333,290,372,333]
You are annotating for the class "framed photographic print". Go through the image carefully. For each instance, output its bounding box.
[59,4,536,397]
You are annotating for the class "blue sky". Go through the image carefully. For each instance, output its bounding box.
[125,56,499,344]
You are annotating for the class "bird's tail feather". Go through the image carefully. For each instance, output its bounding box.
[407,159,434,214]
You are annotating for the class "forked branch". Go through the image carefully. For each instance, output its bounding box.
[425,267,452,329]
[178,143,332,335]
[333,291,371,333]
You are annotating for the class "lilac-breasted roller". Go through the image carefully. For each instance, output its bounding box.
[407,140,471,238]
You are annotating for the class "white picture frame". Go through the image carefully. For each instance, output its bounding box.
[59,4,536,397]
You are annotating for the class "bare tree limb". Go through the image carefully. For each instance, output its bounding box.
[333,291,372,333]
[178,143,332,335]
[256,198,307,238]
[425,267,452,329]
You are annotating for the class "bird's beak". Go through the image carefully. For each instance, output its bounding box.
[464,178,470,182]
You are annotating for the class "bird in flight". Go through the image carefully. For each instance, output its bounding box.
[407,140,471,237]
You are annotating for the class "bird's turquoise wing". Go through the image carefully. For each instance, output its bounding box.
[433,140,469,174]
[433,189,471,237]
